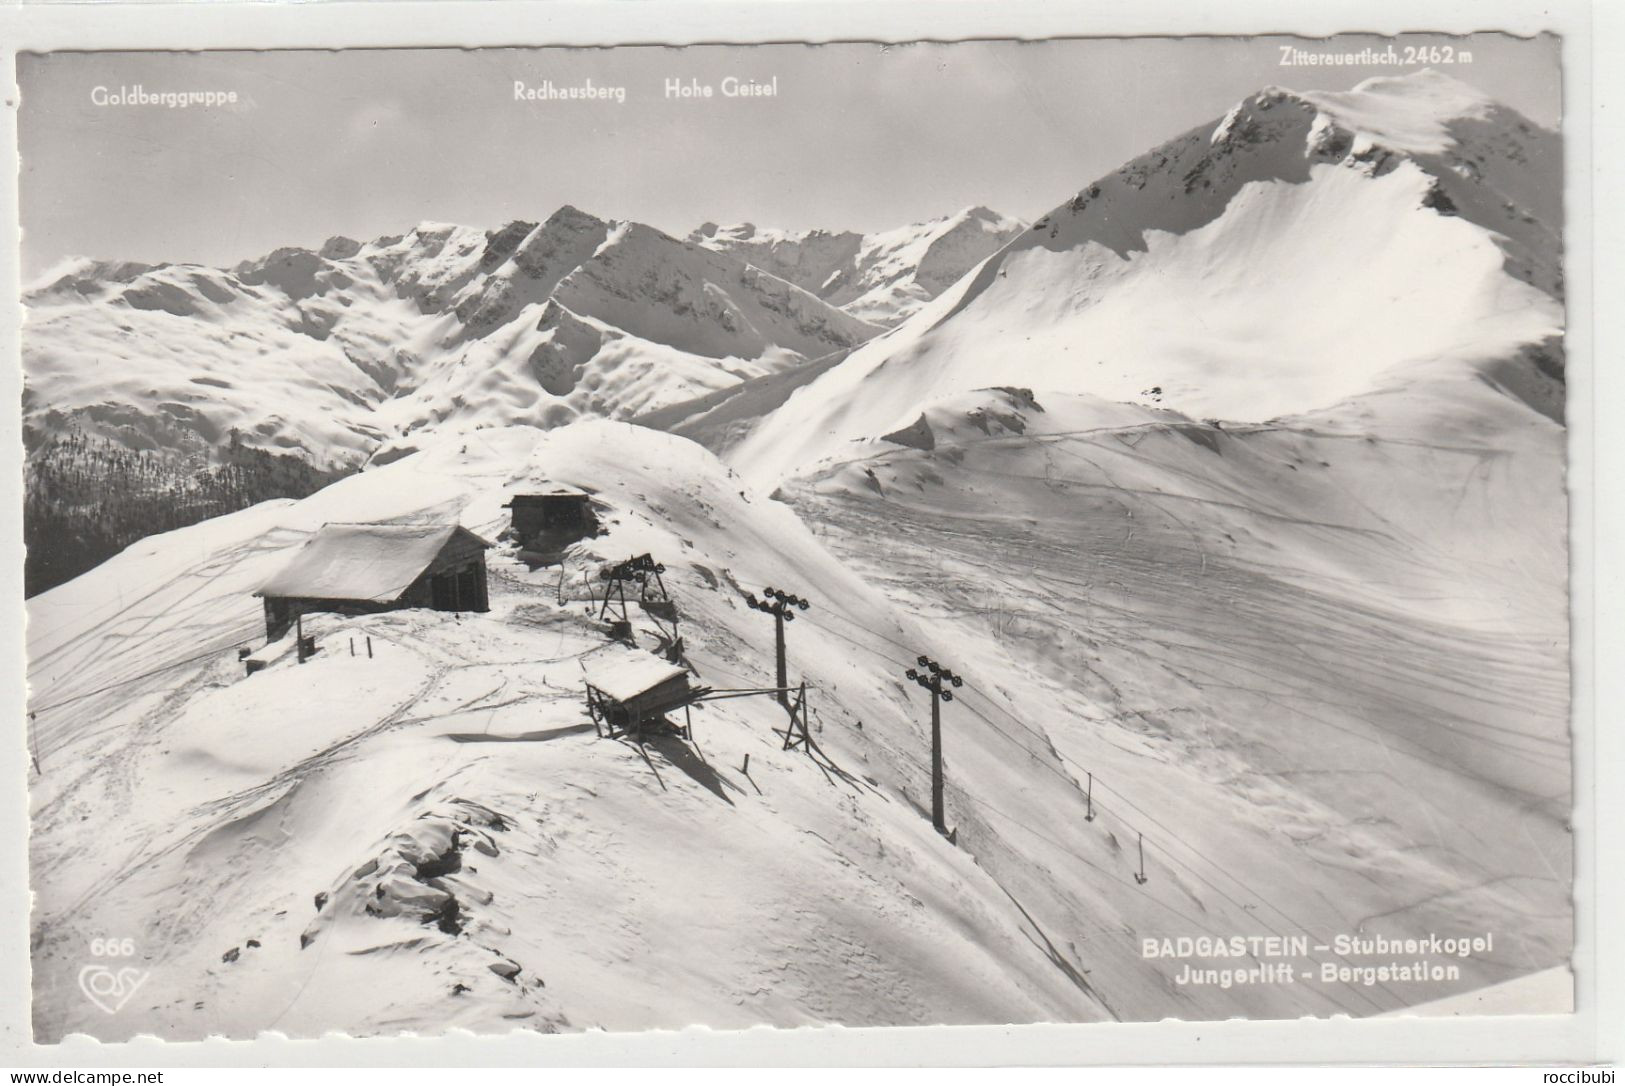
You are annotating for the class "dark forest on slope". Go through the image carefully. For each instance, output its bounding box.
[24,429,350,596]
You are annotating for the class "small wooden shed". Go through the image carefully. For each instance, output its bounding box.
[255,522,491,641]
[505,489,596,549]
[582,649,707,738]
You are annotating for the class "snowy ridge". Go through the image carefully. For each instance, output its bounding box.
[727,71,1564,488]
[25,424,1124,1037]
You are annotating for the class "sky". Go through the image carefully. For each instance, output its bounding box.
[17,34,1561,276]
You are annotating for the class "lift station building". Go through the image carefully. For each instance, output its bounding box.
[505,489,597,551]
[255,522,492,641]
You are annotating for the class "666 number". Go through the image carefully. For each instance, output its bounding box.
[89,938,137,957]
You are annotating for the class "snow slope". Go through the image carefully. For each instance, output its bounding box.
[727,71,1563,488]
[27,416,1543,1041]
[28,424,1118,1040]
[775,379,1570,1016]
[1386,967,1572,1017]
[691,206,1025,327]
[23,206,879,471]
[23,259,401,465]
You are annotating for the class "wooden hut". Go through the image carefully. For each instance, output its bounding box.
[505,489,597,549]
[254,522,491,641]
[582,648,706,738]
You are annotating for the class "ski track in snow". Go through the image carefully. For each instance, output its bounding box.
[776,390,1567,1015]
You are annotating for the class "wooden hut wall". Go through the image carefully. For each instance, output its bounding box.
[263,596,400,640]
[510,495,595,544]
[260,528,490,639]
[405,548,489,613]
[619,672,696,719]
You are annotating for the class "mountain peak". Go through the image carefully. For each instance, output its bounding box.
[543,204,607,230]
[1300,68,1503,156]
[941,205,1023,234]
[1350,67,1496,107]
[25,256,158,300]
[727,74,1562,486]
[690,209,1022,327]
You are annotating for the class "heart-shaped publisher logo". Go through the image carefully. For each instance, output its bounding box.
[78,964,148,1014]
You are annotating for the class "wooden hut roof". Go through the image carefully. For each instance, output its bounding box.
[256,523,490,603]
[582,649,689,704]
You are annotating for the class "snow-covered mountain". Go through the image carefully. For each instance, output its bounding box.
[642,70,1572,1025]
[725,70,1563,486]
[22,207,884,591]
[690,206,1025,327]
[24,206,880,471]
[25,70,1570,1038]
